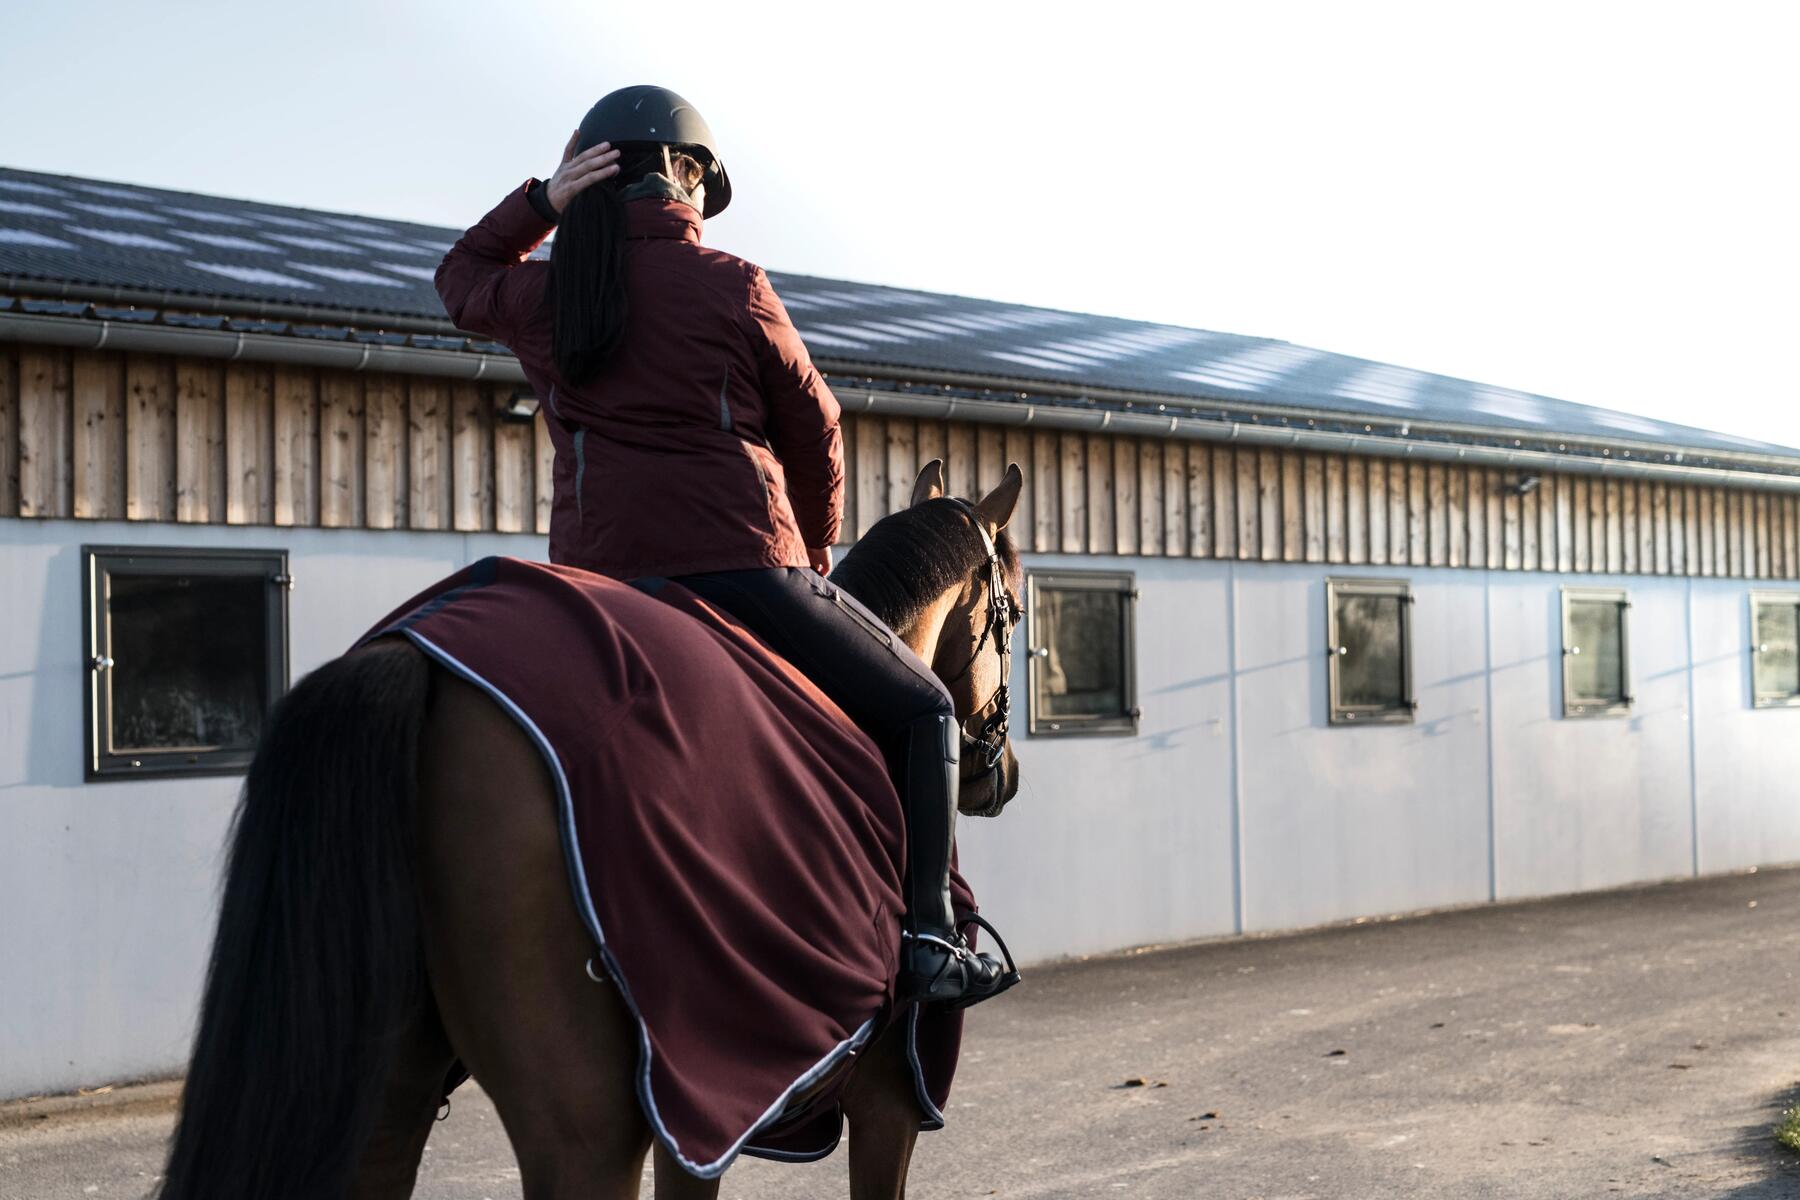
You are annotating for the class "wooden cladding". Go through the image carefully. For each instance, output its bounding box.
[0,344,550,535]
[833,415,1800,579]
[3,342,1799,579]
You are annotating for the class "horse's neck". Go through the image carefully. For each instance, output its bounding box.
[900,588,961,678]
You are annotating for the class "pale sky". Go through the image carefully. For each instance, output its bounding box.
[5,1,1797,449]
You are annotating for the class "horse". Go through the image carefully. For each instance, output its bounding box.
[157,460,1027,1200]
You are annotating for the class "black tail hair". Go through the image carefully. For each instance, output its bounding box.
[159,638,431,1199]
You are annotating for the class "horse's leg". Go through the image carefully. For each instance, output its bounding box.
[415,668,651,1199]
[348,994,456,1200]
[841,1022,922,1200]
[652,1142,722,1200]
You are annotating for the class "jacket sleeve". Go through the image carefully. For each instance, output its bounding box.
[748,268,845,549]
[434,181,556,347]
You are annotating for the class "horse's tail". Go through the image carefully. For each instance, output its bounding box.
[160,638,431,1200]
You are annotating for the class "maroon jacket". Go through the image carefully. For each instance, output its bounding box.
[436,181,844,579]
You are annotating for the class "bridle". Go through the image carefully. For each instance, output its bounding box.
[937,499,1017,808]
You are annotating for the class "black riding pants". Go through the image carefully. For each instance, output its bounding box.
[664,568,954,772]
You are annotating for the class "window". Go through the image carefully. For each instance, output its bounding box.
[83,546,291,780]
[1327,578,1414,725]
[1751,591,1800,708]
[1560,587,1631,718]
[1026,570,1138,736]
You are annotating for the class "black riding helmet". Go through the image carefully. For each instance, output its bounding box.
[576,85,732,218]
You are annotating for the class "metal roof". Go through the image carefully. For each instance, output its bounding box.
[2,164,1792,461]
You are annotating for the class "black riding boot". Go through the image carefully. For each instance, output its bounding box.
[895,714,1019,1008]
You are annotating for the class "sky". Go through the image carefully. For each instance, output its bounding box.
[4,1,1797,448]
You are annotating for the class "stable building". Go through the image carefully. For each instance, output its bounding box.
[2,164,1798,1099]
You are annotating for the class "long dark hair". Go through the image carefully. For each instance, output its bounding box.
[550,143,707,385]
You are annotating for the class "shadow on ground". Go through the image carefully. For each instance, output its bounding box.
[1710,1082,1800,1200]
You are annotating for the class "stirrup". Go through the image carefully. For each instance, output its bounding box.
[898,916,1022,1010]
[945,912,1022,1010]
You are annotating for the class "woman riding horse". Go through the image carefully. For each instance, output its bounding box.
[432,85,1014,1009]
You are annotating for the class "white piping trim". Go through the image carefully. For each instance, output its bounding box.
[737,1121,844,1163]
[399,627,881,1179]
[904,1004,948,1128]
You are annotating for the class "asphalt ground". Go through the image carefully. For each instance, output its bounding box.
[4,866,1799,1199]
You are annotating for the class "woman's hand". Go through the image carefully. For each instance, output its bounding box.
[545,131,622,214]
[808,546,833,577]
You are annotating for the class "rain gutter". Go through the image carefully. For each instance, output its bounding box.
[832,387,1800,494]
[4,308,1798,493]
[0,310,525,383]
[817,358,1800,479]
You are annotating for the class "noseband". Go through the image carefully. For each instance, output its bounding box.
[937,499,1017,807]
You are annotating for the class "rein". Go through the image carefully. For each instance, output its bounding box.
[938,499,1017,805]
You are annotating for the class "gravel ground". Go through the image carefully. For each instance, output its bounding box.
[5,866,1799,1199]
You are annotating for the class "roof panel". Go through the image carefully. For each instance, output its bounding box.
[0,163,1791,459]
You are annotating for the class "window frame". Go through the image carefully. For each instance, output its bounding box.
[1326,577,1416,726]
[1559,585,1632,719]
[1749,589,1800,709]
[82,544,292,782]
[1024,569,1140,738]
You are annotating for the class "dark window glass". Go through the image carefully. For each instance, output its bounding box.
[1338,594,1405,708]
[1753,595,1800,706]
[1038,589,1124,718]
[1328,579,1413,724]
[85,547,289,780]
[108,575,269,753]
[1561,589,1630,717]
[1028,572,1137,736]
[1565,599,1625,706]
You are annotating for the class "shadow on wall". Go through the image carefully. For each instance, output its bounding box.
[1129,717,1224,757]
[1147,670,1232,696]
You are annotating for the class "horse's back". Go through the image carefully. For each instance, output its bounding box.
[359,556,917,1172]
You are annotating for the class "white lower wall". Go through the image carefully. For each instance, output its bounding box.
[962,556,1800,960]
[0,520,545,1099]
[957,563,1239,959]
[3,524,1798,1098]
[1691,579,1800,872]
[1486,573,1697,898]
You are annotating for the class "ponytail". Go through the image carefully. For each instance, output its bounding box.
[549,144,707,387]
[550,183,628,387]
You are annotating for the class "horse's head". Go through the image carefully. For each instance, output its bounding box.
[832,459,1026,819]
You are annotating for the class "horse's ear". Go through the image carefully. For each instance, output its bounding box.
[974,462,1024,534]
[910,459,947,507]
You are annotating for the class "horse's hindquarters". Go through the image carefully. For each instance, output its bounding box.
[415,666,653,1190]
